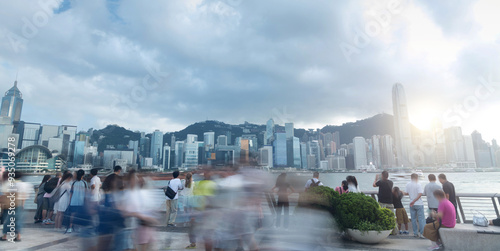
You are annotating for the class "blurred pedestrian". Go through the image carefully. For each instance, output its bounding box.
[271,173,295,228]
[1,171,33,242]
[55,173,73,230]
[183,172,195,214]
[66,169,89,233]
[97,173,125,251]
[346,175,359,193]
[34,175,51,223]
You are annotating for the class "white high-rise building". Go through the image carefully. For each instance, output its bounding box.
[163,144,171,170]
[353,136,367,169]
[204,132,215,149]
[392,83,413,167]
[371,135,381,168]
[186,134,198,144]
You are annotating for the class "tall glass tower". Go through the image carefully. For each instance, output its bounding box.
[150,130,164,166]
[266,118,275,145]
[1,81,23,124]
[392,83,413,167]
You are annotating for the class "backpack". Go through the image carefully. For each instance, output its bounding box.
[49,181,65,205]
[309,179,321,189]
[44,178,59,193]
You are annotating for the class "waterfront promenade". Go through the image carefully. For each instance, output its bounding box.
[0,210,431,251]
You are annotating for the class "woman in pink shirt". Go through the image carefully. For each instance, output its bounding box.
[423,189,456,250]
[335,180,349,194]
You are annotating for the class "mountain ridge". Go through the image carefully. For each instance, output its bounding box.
[90,113,416,153]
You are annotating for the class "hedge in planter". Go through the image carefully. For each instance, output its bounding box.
[335,192,395,232]
[297,186,339,216]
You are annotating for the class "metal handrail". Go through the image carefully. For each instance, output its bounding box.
[363,191,500,223]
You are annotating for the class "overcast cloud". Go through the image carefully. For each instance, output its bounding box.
[0,0,499,141]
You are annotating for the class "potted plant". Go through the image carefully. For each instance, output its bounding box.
[335,193,395,244]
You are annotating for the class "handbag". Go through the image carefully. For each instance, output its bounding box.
[472,210,488,227]
[164,181,177,200]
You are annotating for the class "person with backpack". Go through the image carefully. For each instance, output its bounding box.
[304,172,323,191]
[165,170,184,227]
[66,169,89,233]
[34,175,51,223]
[54,173,73,230]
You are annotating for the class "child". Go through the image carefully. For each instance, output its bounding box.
[393,187,409,234]
[335,180,349,194]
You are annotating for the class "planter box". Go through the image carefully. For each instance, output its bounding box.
[347,229,391,244]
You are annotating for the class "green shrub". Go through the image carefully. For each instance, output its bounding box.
[335,192,380,231]
[297,188,396,233]
[375,208,396,231]
[298,186,339,215]
[353,220,386,232]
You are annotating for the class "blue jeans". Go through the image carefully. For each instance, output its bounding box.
[3,206,24,235]
[410,205,425,235]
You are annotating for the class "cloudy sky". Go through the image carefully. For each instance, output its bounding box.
[1,0,499,141]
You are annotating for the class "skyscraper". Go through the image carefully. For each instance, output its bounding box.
[266,118,275,144]
[273,133,287,167]
[392,83,413,167]
[353,136,367,169]
[163,143,171,170]
[204,132,215,149]
[258,145,273,167]
[380,135,395,168]
[150,130,163,166]
[444,127,466,162]
[217,135,228,146]
[285,122,294,139]
[174,141,184,167]
[0,81,23,124]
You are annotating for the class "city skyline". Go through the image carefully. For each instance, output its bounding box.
[1,0,500,141]
[2,78,499,171]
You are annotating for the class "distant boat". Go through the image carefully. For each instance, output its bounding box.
[466,168,476,172]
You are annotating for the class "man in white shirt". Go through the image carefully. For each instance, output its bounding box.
[404,173,426,238]
[90,168,102,203]
[166,170,184,227]
[304,172,323,191]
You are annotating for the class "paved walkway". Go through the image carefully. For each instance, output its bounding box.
[0,207,434,251]
[0,225,432,251]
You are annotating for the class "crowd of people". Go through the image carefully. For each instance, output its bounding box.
[0,166,269,251]
[1,167,499,250]
[371,172,460,250]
